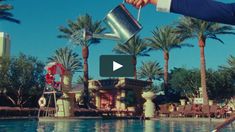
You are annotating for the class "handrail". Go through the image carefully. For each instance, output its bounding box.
[212,115,235,132]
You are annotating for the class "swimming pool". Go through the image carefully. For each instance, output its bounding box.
[0,119,234,132]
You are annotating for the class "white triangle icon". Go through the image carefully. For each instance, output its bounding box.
[113,61,123,71]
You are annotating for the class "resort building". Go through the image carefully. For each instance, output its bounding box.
[88,78,151,115]
[0,32,10,59]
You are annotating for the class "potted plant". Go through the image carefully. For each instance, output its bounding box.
[209,100,214,106]
[180,99,186,106]
[141,85,160,118]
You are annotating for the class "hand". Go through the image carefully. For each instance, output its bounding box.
[125,0,157,8]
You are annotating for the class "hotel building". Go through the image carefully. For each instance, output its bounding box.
[0,32,10,59]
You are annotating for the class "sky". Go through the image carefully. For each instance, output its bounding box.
[1,0,235,82]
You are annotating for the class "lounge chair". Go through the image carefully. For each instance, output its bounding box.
[209,105,218,117]
[192,104,203,117]
[201,105,210,117]
[170,105,185,117]
[218,107,227,118]
[183,105,194,117]
[159,105,170,117]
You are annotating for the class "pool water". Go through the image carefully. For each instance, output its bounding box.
[0,119,234,132]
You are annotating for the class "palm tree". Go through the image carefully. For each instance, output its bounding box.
[48,47,82,90]
[0,1,20,23]
[220,55,235,73]
[147,26,191,89]
[227,55,235,71]
[113,36,150,79]
[138,61,163,82]
[58,14,105,107]
[175,17,235,105]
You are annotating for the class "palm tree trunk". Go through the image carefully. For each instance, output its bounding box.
[82,46,89,108]
[199,37,209,105]
[132,56,137,79]
[164,52,169,89]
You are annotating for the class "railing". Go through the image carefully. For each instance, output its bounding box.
[212,115,235,132]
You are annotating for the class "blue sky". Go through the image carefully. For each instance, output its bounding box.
[1,0,235,81]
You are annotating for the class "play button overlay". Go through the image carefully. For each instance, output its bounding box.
[100,55,134,77]
[113,61,123,71]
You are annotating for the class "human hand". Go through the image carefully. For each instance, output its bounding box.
[125,0,157,8]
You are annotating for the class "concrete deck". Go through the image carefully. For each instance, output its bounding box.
[38,117,103,122]
[153,117,228,123]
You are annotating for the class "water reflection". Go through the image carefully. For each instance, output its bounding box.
[144,120,154,132]
[37,119,234,132]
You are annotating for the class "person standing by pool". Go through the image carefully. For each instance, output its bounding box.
[125,0,235,25]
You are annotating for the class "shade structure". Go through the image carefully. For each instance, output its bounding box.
[45,62,65,75]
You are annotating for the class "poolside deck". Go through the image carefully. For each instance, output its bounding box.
[153,117,228,123]
[38,117,102,122]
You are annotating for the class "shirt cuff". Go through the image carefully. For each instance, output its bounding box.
[157,0,172,12]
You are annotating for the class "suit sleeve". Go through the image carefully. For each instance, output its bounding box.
[157,0,235,25]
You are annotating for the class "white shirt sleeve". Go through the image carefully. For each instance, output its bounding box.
[157,0,172,12]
